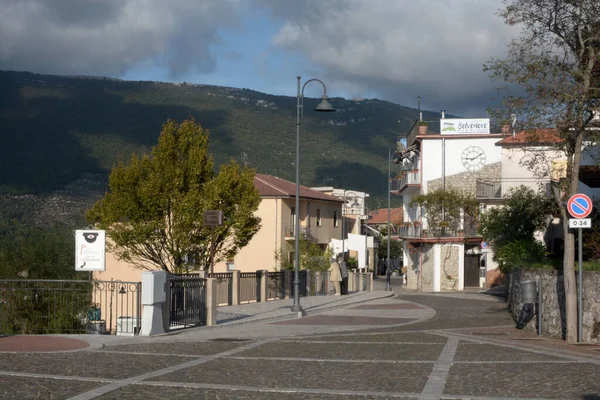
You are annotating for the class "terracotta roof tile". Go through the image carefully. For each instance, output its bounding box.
[254,174,343,202]
[367,208,403,225]
[496,129,562,145]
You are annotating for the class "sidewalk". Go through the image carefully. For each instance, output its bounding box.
[215,288,393,326]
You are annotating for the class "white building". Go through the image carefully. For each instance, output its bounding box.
[393,116,599,293]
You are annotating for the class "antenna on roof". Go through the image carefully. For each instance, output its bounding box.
[511,114,517,138]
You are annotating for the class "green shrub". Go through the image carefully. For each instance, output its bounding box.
[496,239,548,274]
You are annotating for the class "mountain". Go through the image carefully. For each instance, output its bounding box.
[0,70,446,223]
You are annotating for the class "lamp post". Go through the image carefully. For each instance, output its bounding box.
[386,149,392,291]
[292,76,335,314]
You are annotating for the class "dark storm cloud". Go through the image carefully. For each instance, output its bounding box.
[0,0,245,77]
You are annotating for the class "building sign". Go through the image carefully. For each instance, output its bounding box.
[440,118,490,135]
[75,230,106,271]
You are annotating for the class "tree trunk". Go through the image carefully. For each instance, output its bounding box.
[562,228,577,342]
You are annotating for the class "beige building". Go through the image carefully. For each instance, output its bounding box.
[95,173,344,283]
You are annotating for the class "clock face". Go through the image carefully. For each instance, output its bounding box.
[461,146,486,171]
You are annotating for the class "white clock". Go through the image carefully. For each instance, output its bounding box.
[461,146,486,171]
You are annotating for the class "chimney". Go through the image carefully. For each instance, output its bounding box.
[511,113,517,138]
[441,110,446,119]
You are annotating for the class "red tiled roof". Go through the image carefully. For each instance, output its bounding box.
[254,174,343,202]
[367,208,403,225]
[496,129,562,145]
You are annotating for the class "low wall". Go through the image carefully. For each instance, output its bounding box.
[507,269,600,343]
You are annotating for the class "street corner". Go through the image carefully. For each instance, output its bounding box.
[0,335,91,353]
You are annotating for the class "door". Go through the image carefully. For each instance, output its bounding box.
[464,254,480,287]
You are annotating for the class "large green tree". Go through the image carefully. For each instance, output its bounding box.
[484,0,600,342]
[478,186,557,272]
[87,118,261,273]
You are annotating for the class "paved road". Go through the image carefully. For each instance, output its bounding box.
[1,287,599,400]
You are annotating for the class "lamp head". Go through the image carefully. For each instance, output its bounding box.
[315,95,335,112]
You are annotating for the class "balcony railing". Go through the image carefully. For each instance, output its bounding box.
[476,178,552,199]
[284,225,311,239]
[398,224,479,239]
[391,170,421,192]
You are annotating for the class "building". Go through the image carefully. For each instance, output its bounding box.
[94,174,344,286]
[394,114,600,292]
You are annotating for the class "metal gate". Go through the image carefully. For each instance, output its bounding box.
[464,255,480,287]
[167,276,207,328]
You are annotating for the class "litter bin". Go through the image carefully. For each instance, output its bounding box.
[520,280,537,303]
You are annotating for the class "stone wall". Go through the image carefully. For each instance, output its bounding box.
[440,245,459,291]
[428,162,501,194]
[406,243,419,290]
[508,269,600,343]
[421,244,434,291]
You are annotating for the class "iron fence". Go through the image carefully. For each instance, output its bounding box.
[0,279,141,335]
[267,271,285,300]
[208,272,233,306]
[167,276,206,328]
[240,272,259,303]
[310,271,331,295]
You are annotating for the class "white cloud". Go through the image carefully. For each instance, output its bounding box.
[261,0,520,115]
[0,0,244,77]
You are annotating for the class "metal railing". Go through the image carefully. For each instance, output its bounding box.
[208,272,233,306]
[0,279,141,335]
[267,271,285,300]
[240,272,259,303]
[391,170,421,192]
[476,178,551,199]
[310,271,331,295]
[284,225,311,238]
[398,224,478,238]
[167,276,206,328]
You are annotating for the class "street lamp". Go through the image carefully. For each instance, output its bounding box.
[292,76,335,314]
[386,149,393,291]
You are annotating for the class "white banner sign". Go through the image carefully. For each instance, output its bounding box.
[75,230,106,271]
[440,118,490,135]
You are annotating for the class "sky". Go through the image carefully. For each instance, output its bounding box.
[0,0,521,116]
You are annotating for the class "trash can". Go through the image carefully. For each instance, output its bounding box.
[520,280,537,304]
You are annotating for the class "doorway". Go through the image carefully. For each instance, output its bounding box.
[464,254,480,287]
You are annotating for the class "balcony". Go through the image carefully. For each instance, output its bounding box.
[476,178,552,199]
[284,225,313,240]
[390,170,421,195]
[398,224,479,239]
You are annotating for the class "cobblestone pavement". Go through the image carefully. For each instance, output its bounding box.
[1,287,599,400]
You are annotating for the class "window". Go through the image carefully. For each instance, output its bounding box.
[333,210,338,227]
[290,207,295,233]
[316,209,322,226]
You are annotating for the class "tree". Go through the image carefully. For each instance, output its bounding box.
[275,238,333,272]
[87,118,261,273]
[478,186,557,272]
[410,188,479,235]
[484,0,600,342]
[378,237,403,259]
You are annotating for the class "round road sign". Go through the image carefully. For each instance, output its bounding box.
[481,241,489,249]
[567,193,593,219]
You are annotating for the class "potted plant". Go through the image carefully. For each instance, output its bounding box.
[418,121,428,135]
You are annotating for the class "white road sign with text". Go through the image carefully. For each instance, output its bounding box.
[568,218,591,229]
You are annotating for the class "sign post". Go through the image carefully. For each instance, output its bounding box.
[203,210,223,274]
[567,193,592,343]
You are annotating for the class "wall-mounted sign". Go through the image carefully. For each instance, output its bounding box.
[75,230,106,271]
[440,118,490,135]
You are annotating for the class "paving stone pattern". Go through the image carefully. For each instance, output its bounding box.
[152,357,433,394]
[0,352,183,379]
[444,363,600,399]
[2,291,599,400]
[96,386,418,400]
[239,341,445,361]
[0,376,105,399]
[98,340,250,356]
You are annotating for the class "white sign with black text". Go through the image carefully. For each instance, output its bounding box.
[440,118,490,135]
[568,218,591,229]
[75,230,106,271]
